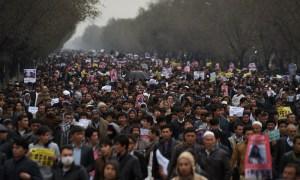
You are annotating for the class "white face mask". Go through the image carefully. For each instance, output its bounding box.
[61,156,74,166]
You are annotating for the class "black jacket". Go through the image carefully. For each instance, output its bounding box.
[3,156,43,180]
[118,153,143,180]
[152,138,177,179]
[197,146,231,180]
[76,145,95,173]
[52,163,88,180]
[273,137,293,172]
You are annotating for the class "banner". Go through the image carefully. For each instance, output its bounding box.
[29,148,55,167]
[24,69,37,83]
[277,106,292,120]
[140,128,150,142]
[110,69,118,82]
[245,135,272,179]
[229,106,244,117]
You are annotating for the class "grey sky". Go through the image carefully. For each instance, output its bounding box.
[66,0,155,41]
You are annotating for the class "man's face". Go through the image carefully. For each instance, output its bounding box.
[235,126,244,137]
[64,115,73,123]
[184,132,196,145]
[114,143,125,155]
[40,132,50,144]
[31,123,41,133]
[279,123,287,136]
[19,118,29,129]
[252,124,262,134]
[245,130,254,141]
[12,144,27,159]
[203,135,216,150]
[71,131,84,143]
[294,139,300,153]
[267,123,275,131]
[101,144,112,157]
[118,116,127,126]
[128,139,136,152]
[161,128,172,140]
[287,127,297,139]
[282,166,297,180]
[61,148,73,158]
[242,114,250,123]
[0,132,8,140]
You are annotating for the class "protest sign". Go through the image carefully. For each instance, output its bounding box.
[110,69,118,82]
[229,106,244,117]
[140,128,150,142]
[29,148,55,167]
[277,106,292,120]
[268,129,280,142]
[156,149,169,176]
[209,72,216,82]
[24,69,37,83]
[28,106,38,114]
[51,98,59,106]
[245,135,272,179]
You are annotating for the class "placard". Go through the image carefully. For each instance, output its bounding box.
[29,148,55,167]
[229,106,244,117]
[24,69,37,83]
[245,135,272,179]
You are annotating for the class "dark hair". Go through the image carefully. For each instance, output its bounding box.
[150,127,160,136]
[85,127,98,138]
[117,112,127,119]
[128,134,138,143]
[17,114,28,122]
[13,138,29,150]
[70,126,85,136]
[243,126,253,134]
[102,138,113,146]
[160,125,172,132]
[114,135,129,149]
[183,127,196,136]
[284,163,300,177]
[293,135,300,144]
[266,120,275,125]
[60,144,73,153]
[36,125,51,136]
[278,120,288,126]
[31,119,42,125]
[210,118,220,126]
[234,123,244,130]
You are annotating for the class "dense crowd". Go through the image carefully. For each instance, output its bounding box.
[0,50,300,180]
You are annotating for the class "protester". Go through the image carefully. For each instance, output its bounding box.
[52,145,89,180]
[172,151,207,180]
[114,134,143,180]
[3,138,43,180]
[1,50,300,180]
[28,125,60,180]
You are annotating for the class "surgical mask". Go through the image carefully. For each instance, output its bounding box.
[61,156,73,166]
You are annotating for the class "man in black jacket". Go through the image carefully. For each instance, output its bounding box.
[152,125,178,180]
[114,134,143,180]
[279,135,300,173]
[3,138,43,180]
[197,131,231,180]
[69,126,95,173]
[168,128,202,178]
[52,145,88,180]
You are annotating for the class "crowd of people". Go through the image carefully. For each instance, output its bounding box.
[0,50,300,180]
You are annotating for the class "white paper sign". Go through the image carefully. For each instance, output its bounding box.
[101,85,112,92]
[74,119,91,129]
[229,106,244,117]
[28,106,38,114]
[51,98,59,106]
[24,69,37,83]
[156,149,169,176]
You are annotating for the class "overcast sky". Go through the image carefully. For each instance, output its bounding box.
[69,0,155,39]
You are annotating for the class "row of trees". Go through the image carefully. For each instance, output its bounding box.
[78,0,300,71]
[0,0,100,83]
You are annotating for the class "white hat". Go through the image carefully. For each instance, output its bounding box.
[203,131,215,138]
[97,102,107,108]
[221,101,228,105]
[63,90,70,96]
[252,121,262,128]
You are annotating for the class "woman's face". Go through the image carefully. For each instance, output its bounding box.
[178,158,192,177]
[104,164,117,180]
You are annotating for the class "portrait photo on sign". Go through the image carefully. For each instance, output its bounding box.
[248,144,267,164]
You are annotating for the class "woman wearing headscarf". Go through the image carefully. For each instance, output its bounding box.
[172,151,207,180]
